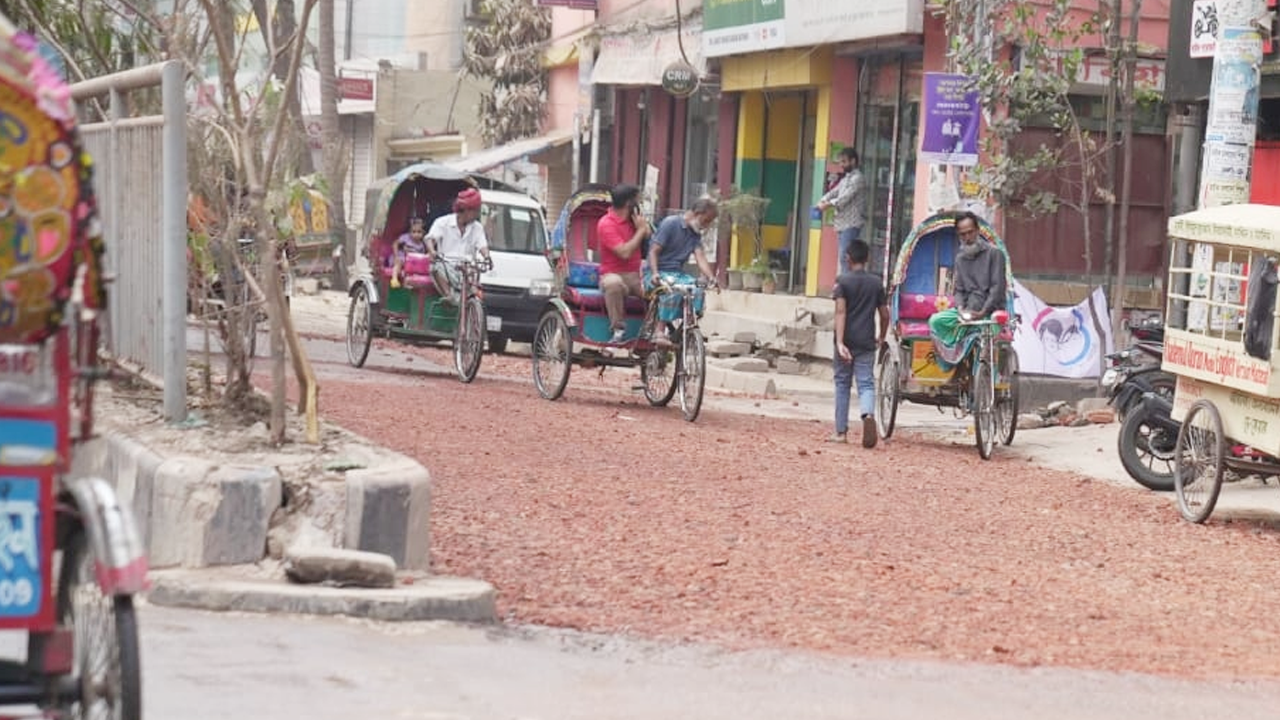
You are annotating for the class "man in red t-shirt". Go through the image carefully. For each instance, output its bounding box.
[596,184,651,343]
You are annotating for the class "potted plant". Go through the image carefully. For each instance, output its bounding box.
[745,255,772,293]
[715,188,771,289]
[726,266,745,290]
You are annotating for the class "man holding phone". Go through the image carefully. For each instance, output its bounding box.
[596,184,651,344]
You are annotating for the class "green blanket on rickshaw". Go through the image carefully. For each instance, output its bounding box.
[928,308,979,370]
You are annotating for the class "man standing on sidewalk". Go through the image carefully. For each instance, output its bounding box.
[817,147,867,276]
[831,239,888,448]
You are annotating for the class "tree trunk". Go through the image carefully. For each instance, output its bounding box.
[251,0,316,176]
[1100,0,1122,310]
[1112,0,1143,342]
[319,0,349,287]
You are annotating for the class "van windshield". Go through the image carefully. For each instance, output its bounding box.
[483,205,547,255]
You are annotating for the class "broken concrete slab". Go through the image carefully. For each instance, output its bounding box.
[732,331,757,344]
[775,356,805,375]
[285,548,396,588]
[707,340,750,357]
[728,357,770,373]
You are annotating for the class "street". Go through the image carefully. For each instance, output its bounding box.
[143,604,1280,720]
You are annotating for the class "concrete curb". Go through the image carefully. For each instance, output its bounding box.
[75,427,433,572]
[146,570,496,623]
[704,364,778,398]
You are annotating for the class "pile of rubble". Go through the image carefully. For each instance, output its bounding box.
[1019,397,1116,430]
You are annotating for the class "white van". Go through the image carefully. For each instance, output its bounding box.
[477,189,556,353]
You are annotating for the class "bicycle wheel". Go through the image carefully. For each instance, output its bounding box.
[996,347,1020,446]
[1174,399,1225,523]
[57,532,142,720]
[973,359,996,460]
[454,295,485,383]
[641,347,678,406]
[679,329,706,422]
[876,345,900,440]
[346,284,373,368]
[532,309,572,400]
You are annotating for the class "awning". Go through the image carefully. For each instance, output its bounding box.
[591,20,706,86]
[443,130,574,173]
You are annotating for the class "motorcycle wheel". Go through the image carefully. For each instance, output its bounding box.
[1116,401,1176,492]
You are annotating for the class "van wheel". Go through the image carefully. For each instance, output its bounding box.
[488,333,508,354]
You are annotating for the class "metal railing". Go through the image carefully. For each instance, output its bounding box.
[71,61,188,421]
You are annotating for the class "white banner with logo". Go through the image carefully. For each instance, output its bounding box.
[1011,280,1115,378]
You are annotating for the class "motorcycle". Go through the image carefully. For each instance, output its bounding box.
[1102,340,1173,422]
[1116,390,1179,491]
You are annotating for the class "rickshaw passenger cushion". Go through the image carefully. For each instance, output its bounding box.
[403,252,432,276]
[898,320,932,339]
[567,261,600,288]
[563,286,647,313]
[899,293,951,320]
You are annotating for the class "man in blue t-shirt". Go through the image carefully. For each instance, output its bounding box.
[645,197,719,347]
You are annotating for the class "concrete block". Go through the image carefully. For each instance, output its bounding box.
[285,548,396,588]
[1076,396,1110,416]
[108,434,162,552]
[1017,413,1048,430]
[775,356,805,375]
[345,458,432,570]
[148,456,216,568]
[706,365,778,398]
[202,465,283,566]
[294,277,321,295]
[707,340,750,357]
[729,357,770,373]
[732,331,757,344]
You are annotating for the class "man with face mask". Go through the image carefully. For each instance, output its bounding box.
[927,211,1008,369]
[646,197,720,347]
[427,187,491,305]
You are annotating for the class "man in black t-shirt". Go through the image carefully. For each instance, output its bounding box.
[831,240,889,448]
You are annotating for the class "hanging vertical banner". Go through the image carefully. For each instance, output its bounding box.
[1011,280,1115,378]
[919,73,980,167]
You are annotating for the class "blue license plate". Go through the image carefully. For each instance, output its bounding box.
[0,477,43,618]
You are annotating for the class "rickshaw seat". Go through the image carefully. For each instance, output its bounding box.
[566,261,600,288]
[379,252,438,294]
[563,286,647,313]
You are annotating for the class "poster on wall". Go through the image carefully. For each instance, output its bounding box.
[1012,280,1115,379]
[920,73,981,167]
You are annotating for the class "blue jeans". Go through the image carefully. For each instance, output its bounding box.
[833,350,876,435]
[837,226,862,275]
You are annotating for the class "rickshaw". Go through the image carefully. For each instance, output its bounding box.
[1162,204,1280,523]
[345,163,491,383]
[0,19,146,718]
[876,212,1020,459]
[530,185,708,422]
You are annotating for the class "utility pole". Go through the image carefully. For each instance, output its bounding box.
[1198,0,1267,209]
[1111,0,1143,341]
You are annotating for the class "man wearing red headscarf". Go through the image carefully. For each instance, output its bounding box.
[427,187,491,304]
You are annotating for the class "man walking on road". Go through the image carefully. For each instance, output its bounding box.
[831,239,888,448]
[817,147,867,276]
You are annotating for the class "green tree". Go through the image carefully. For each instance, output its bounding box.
[463,0,552,145]
[6,0,162,86]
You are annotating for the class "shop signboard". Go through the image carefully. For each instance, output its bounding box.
[704,0,785,58]
[919,73,981,167]
[704,0,923,58]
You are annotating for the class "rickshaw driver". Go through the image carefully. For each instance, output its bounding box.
[926,211,1007,367]
[426,187,491,304]
[645,197,720,348]
[389,217,428,289]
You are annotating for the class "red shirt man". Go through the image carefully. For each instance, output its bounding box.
[595,184,651,343]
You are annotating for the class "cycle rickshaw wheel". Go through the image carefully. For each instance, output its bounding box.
[57,533,141,720]
[346,284,373,368]
[532,309,571,400]
[641,348,678,406]
[678,329,706,422]
[455,296,485,383]
[877,345,899,439]
[996,347,1020,446]
[973,358,996,460]
[1174,399,1225,524]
